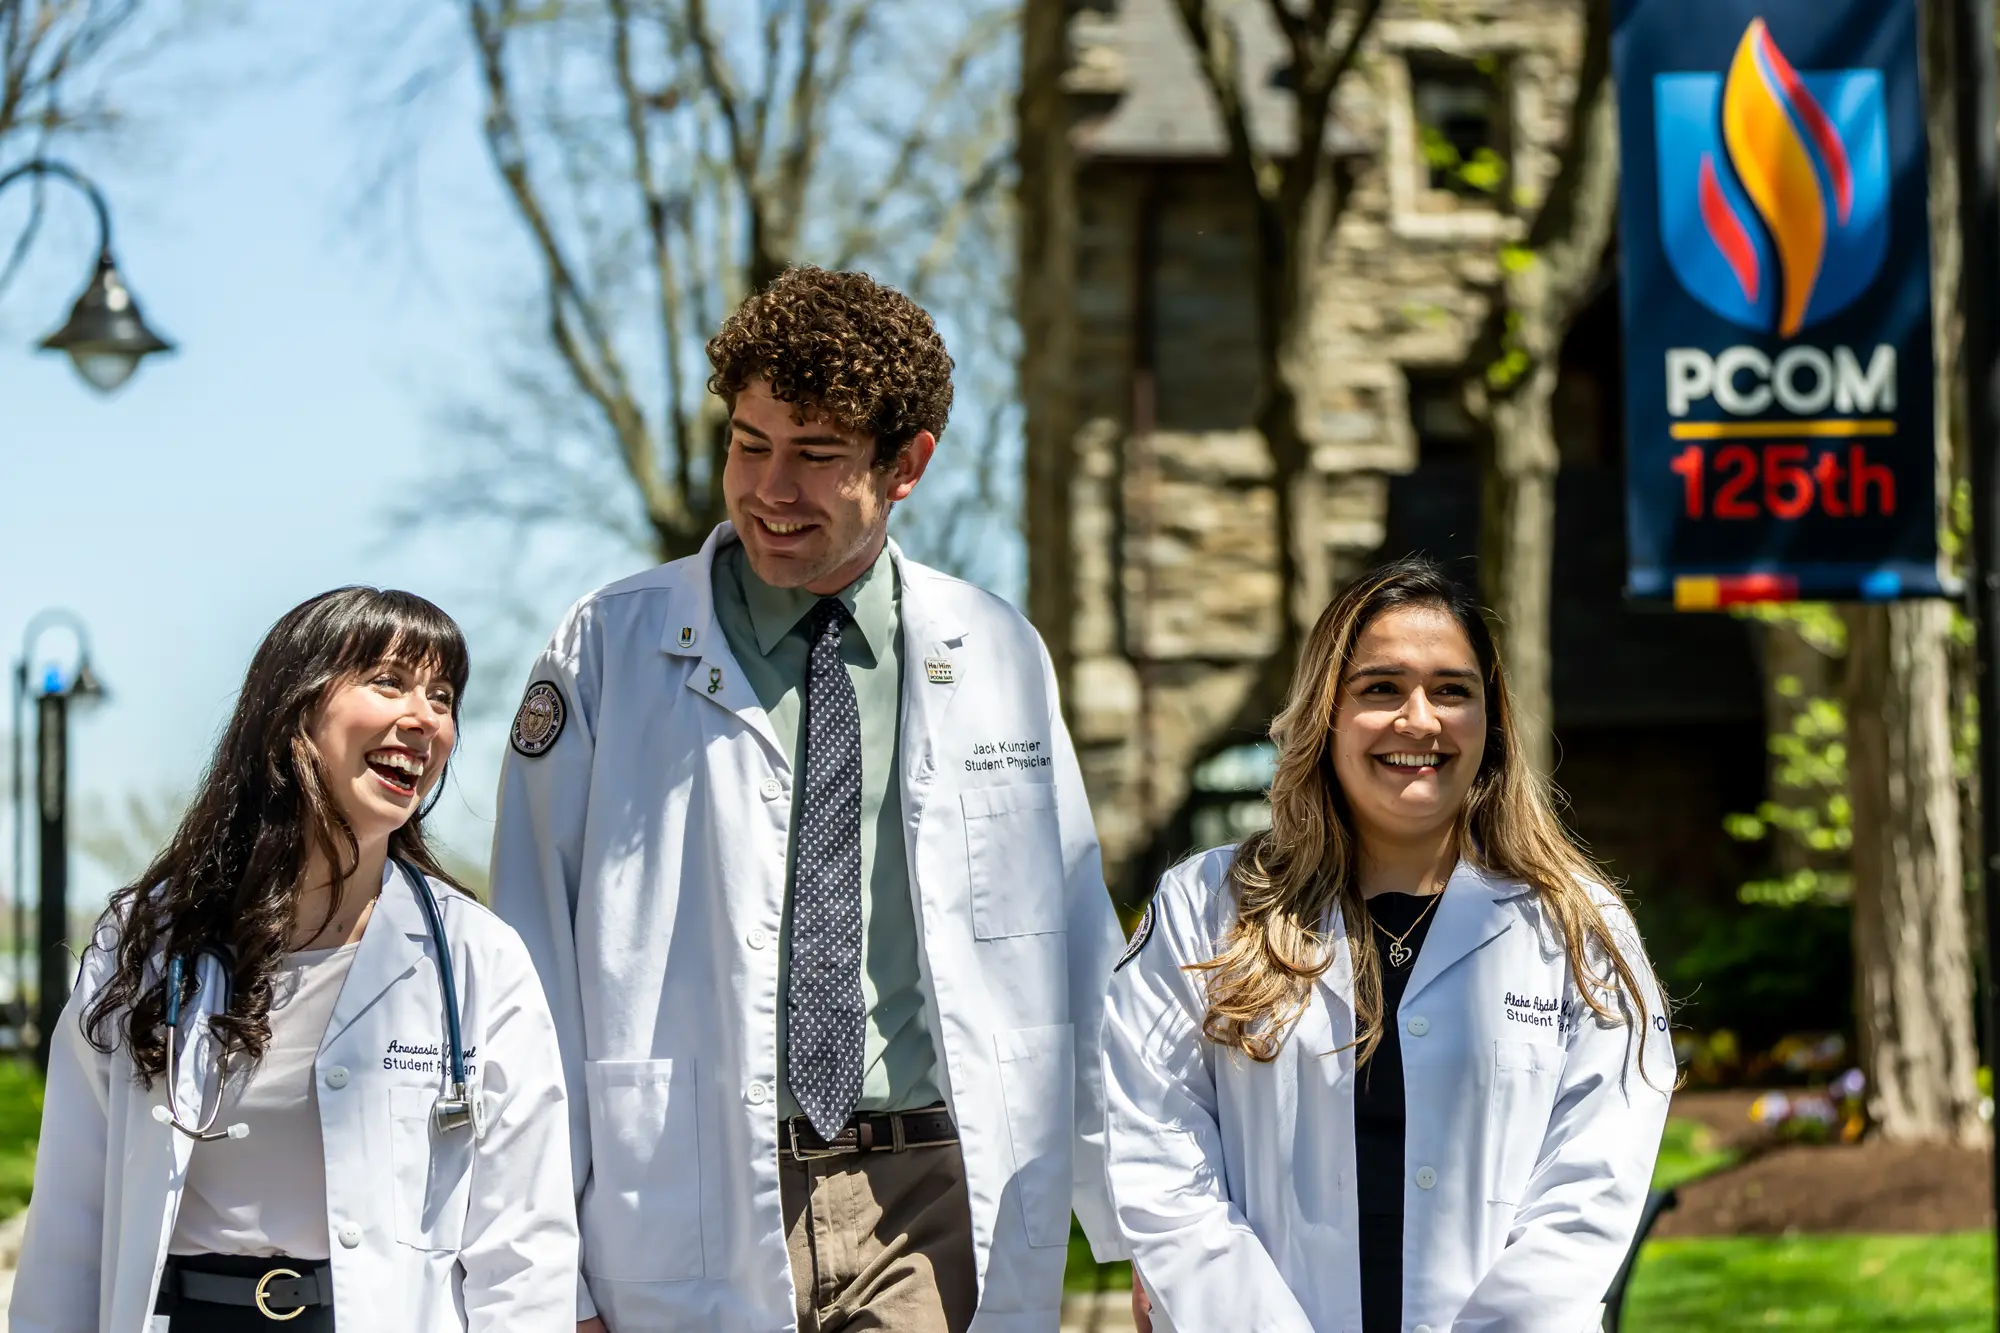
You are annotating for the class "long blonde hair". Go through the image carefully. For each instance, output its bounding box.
[1192,558,1663,1074]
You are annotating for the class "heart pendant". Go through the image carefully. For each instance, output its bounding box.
[1387,941,1411,968]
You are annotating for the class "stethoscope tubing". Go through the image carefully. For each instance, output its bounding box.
[156,860,470,1141]
[399,857,469,1093]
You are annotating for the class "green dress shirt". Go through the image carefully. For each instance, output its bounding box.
[711,538,942,1119]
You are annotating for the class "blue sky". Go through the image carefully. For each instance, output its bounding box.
[4,4,1021,916]
[1,7,669,903]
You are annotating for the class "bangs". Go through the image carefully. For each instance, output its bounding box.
[309,589,471,701]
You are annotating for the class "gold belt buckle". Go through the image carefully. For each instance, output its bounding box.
[254,1267,306,1321]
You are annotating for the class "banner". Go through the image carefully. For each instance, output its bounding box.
[1613,0,1943,606]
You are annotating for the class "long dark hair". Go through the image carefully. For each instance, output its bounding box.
[85,587,469,1084]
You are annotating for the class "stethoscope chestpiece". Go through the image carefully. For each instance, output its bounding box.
[431,1081,480,1135]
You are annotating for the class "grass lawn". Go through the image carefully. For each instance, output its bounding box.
[1622,1233,1994,1330]
[1650,1115,1739,1191]
[0,1059,40,1219]
[1064,1117,2000,1328]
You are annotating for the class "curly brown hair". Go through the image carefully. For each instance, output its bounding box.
[707,265,954,466]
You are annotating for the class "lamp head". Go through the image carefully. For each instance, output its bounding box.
[39,252,174,394]
[67,657,107,707]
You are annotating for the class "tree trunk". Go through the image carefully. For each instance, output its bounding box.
[1018,0,1079,678]
[1482,367,1560,780]
[1843,600,1984,1145]
[1469,0,1617,784]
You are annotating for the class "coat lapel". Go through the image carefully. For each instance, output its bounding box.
[1398,861,1523,1010]
[890,544,967,808]
[320,861,432,1052]
[661,522,788,767]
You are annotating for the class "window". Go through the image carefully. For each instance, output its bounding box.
[1408,52,1510,209]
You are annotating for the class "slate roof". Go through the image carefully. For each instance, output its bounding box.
[1071,0,1371,160]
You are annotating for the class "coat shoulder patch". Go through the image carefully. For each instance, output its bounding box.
[511,680,567,757]
[1115,900,1157,972]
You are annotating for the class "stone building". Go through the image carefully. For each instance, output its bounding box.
[1022,0,1769,916]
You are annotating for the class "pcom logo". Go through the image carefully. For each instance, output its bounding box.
[1655,18,1888,336]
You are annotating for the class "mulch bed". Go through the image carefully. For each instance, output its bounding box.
[1655,1090,1994,1237]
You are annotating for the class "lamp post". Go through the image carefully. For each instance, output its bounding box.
[11,612,105,1067]
[0,158,173,392]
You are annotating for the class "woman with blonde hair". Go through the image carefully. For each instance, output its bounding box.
[1103,558,1672,1333]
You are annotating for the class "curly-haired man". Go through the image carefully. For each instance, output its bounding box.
[493,267,1130,1333]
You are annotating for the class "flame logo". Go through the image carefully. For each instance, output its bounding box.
[1654,20,1888,336]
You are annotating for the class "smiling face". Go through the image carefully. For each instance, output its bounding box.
[306,657,457,851]
[722,376,934,594]
[1329,604,1488,854]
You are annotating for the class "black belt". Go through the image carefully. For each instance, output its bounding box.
[164,1257,334,1320]
[783,1105,957,1160]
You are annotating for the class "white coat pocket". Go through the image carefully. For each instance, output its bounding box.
[389,1084,475,1251]
[994,1024,1075,1247]
[961,783,1067,938]
[1486,1037,1565,1205]
[581,1058,705,1281]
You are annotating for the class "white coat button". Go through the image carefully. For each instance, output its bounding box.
[760,778,783,800]
[1416,1166,1438,1190]
[747,1082,769,1105]
[1415,1326,1434,1333]
[1407,1015,1430,1037]
[747,927,770,950]
[324,1066,349,1090]
[337,1225,361,1249]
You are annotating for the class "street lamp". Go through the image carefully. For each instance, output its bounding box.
[0,159,173,393]
[11,611,107,1066]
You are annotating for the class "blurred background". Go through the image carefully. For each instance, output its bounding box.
[0,0,1993,1328]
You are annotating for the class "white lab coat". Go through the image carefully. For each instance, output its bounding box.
[1104,849,1673,1333]
[489,524,1129,1333]
[10,864,579,1333]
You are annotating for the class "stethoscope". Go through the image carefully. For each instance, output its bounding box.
[152,857,477,1141]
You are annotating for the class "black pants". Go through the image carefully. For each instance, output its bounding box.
[154,1255,336,1332]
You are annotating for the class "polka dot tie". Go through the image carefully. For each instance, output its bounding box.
[787,597,866,1140]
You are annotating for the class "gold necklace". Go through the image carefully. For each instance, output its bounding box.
[1372,889,1445,969]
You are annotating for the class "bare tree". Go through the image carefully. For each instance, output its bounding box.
[0,1,153,286]
[1461,0,1616,781]
[1833,0,1983,1146]
[450,0,1022,572]
[1168,0,1384,666]
[0,1,141,143]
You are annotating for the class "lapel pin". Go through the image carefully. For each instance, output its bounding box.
[708,666,724,694]
[679,626,696,648]
[924,656,954,684]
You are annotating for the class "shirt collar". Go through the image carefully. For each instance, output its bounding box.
[739,540,895,662]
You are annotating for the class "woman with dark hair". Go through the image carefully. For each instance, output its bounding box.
[11,588,577,1333]
[1104,558,1673,1333]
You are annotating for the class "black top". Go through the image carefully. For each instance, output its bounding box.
[1353,891,1443,1333]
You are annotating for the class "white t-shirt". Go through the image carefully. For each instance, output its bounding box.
[168,941,360,1259]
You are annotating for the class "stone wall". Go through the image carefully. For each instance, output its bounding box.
[1041,0,1589,898]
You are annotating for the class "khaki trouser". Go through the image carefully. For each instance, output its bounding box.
[780,1140,978,1333]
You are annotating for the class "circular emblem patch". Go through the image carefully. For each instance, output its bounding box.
[511,681,567,757]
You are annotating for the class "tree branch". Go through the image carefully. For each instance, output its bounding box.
[467,0,683,538]
[609,0,694,501]
[1172,0,1270,205]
